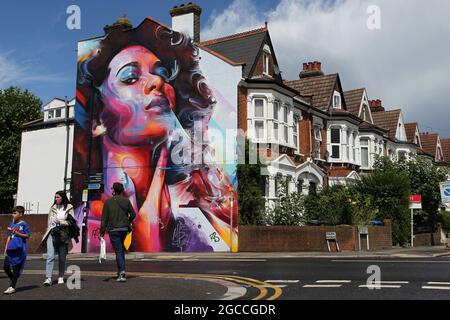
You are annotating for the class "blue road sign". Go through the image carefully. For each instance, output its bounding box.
[88,183,101,190]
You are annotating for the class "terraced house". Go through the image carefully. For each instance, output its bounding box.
[169,3,449,207]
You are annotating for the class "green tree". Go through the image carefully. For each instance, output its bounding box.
[356,169,411,245]
[266,180,306,226]
[236,139,266,225]
[304,185,377,226]
[374,156,448,229]
[0,87,42,213]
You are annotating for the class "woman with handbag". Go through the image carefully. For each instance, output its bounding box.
[3,206,30,295]
[42,191,75,286]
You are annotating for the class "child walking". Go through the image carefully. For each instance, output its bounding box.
[3,206,30,295]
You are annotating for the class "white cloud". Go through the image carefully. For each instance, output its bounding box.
[0,50,67,88]
[202,0,450,137]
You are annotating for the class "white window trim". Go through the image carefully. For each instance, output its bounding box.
[330,127,341,160]
[263,52,270,75]
[360,137,370,168]
[333,91,342,109]
[252,97,267,141]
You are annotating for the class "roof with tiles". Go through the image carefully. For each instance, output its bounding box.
[328,166,353,178]
[404,123,419,144]
[343,89,365,117]
[199,27,268,78]
[371,109,401,140]
[284,74,338,111]
[420,133,439,157]
[441,139,450,163]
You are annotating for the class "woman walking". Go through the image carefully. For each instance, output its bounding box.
[41,191,75,286]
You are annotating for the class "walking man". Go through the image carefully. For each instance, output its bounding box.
[100,182,136,282]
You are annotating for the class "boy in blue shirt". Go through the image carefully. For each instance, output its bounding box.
[3,206,30,295]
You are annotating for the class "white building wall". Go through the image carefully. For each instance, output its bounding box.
[16,125,74,214]
[172,13,195,39]
[198,48,242,177]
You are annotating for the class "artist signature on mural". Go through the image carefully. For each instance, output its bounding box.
[209,232,220,243]
[172,218,191,250]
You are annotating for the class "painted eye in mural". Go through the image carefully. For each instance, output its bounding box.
[117,64,140,85]
[152,62,169,81]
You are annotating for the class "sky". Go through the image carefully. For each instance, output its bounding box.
[1,0,449,137]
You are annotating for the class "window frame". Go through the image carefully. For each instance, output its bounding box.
[263,52,270,75]
[333,91,342,109]
[360,138,370,168]
[330,127,341,160]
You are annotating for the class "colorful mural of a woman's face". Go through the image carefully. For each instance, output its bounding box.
[72,19,238,254]
[99,46,177,147]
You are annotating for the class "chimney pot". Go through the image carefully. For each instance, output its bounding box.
[299,61,324,79]
[170,2,202,43]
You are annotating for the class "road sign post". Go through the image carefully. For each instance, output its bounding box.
[229,187,234,253]
[409,195,423,248]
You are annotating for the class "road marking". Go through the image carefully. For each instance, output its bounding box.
[422,286,450,291]
[303,284,342,288]
[316,280,351,283]
[371,281,409,284]
[265,280,300,283]
[426,282,450,285]
[332,260,450,263]
[359,285,402,288]
[21,270,275,300]
[263,285,287,288]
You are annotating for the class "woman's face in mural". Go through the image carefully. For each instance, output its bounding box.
[99,45,177,146]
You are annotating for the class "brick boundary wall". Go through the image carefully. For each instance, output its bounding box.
[0,214,48,253]
[238,220,393,252]
[1,215,394,253]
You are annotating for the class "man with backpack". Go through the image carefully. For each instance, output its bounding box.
[100,182,136,282]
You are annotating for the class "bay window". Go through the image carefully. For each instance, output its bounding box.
[330,128,341,159]
[360,138,369,168]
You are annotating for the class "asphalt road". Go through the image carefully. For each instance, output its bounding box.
[1,256,450,300]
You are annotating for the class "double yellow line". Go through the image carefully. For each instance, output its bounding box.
[23,270,282,300]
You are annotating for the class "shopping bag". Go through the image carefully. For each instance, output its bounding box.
[99,237,106,263]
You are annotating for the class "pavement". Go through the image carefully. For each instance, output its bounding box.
[1,246,450,300]
[3,245,447,262]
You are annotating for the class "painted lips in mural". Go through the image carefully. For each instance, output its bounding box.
[72,18,238,253]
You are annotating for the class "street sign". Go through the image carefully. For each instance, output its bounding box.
[82,189,88,202]
[326,232,337,240]
[440,182,450,204]
[88,183,102,190]
[359,227,369,235]
[409,194,422,209]
[88,173,103,184]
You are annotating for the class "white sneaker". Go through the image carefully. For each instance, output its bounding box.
[3,287,15,295]
[43,278,52,287]
[58,277,64,285]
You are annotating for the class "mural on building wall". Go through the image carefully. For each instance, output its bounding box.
[72,18,238,253]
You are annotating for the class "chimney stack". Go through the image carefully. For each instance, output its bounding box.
[369,99,385,112]
[104,15,133,34]
[299,61,324,79]
[170,2,202,43]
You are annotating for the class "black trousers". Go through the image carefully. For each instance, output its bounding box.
[3,258,21,289]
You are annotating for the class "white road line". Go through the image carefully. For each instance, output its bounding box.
[332,260,450,263]
[373,281,409,284]
[263,285,287,288]
[427,282,450,285]
[303,284,343,288]
[265,280,300,283]
[359,285,402,289]
[316,280,351,283]
[422,286,450,291]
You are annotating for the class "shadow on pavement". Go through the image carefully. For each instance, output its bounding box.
[102,276,138,282]
[15,285,40,293]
